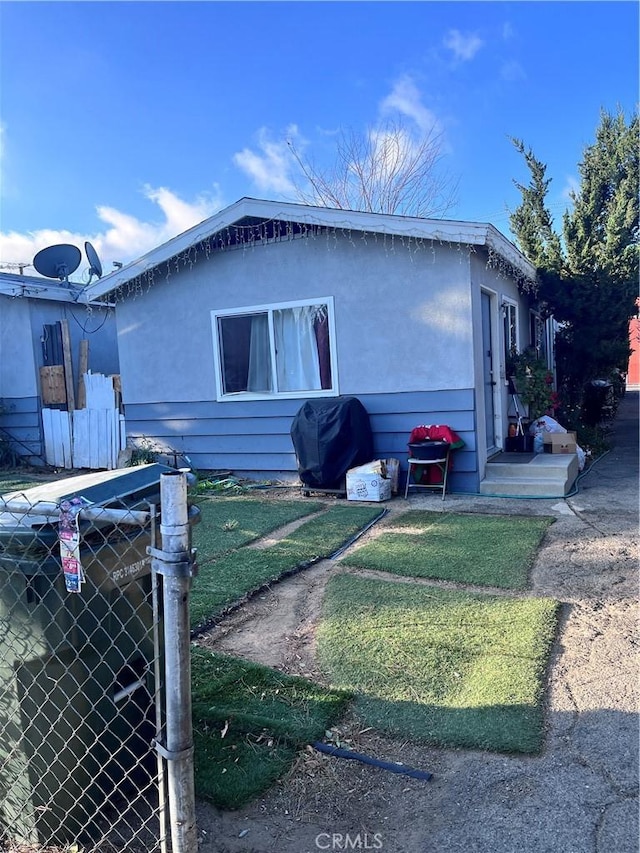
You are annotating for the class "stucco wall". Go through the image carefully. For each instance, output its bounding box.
[469,251,528,374]
[115,234,475,404]
[0,297,36,398]
[0,297,119,400]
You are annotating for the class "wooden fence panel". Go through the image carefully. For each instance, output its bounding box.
[42,372,124,470]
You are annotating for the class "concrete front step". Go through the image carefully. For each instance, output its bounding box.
[479,477,570,497]
[487,458,575,479]
[480,453,579,497]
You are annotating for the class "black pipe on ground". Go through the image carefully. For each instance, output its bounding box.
[312,741,433,781]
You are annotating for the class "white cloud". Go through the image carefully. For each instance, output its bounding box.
[366,123,449,203]
[233,125,301,195]
[443,29,483,62]
[143,185,222,237]
[368,126,417,177]
[379,75,441,135]
[0,185,224,281]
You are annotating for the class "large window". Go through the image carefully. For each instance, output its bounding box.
[212,298,337,400]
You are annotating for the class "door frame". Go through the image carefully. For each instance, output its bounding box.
[478,287,504,460]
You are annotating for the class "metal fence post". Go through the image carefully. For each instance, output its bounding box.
[150,471,198,853]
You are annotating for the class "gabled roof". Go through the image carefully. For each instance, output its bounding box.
[81,197,537,302]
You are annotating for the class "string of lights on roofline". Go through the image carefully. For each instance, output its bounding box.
[110,216,538,304]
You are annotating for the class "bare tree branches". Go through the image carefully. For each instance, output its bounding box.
[287,118,458,218]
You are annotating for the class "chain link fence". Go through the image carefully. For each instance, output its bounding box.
[0,467,197,853]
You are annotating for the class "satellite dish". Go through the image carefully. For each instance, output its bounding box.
[33,244,81,283]
[85,241,103,281]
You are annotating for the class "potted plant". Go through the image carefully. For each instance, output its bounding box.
[507,348,559,421]
[506,349,561,451]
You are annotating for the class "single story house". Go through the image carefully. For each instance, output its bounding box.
[82,198,549,493]
[0,273,119,466]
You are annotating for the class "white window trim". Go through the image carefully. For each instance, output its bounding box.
[211,296,339,402]
[503,298,519,357]
[529,310,545,354]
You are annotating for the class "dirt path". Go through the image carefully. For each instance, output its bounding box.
[196,555,331,681]
[194,395,639,853]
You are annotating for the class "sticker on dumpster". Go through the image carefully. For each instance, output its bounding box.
[110,556,151,586]
[59,496,90,593]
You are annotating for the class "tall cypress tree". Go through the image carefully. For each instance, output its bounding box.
[509,109,639,413]
[509,137,564,274]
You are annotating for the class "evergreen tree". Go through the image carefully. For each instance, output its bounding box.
[509,138,563,273]
[509,109,639,415]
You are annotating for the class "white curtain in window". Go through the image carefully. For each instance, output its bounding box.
[273,306,321,392]
[247,314,272,392]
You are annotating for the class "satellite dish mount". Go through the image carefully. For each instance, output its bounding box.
[33,244,82,285]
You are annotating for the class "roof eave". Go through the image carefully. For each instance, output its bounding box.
[0,275,84,303]
[80,198,536,302]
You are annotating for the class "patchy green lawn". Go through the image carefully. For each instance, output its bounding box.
[190,503,384,630]
[193,497,323,562]
[317,573,559,754]
[0,470,560,794]
[191,648,350,809]
[0,474,50,495]
[189,501,385,807]
[342,511,554,589]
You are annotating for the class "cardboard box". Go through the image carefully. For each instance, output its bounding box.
[346,463,392,502]
[384,458,400,494]
[543,432,577,454]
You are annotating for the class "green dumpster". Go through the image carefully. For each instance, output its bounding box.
[0,464,174,845]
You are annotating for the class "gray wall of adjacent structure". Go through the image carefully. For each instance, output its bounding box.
[27,300,120,381]
[124,388,480,493]
[0,296,120,399]
[0,297,35,398]
[0,395,44,464]
[0,295,119,465]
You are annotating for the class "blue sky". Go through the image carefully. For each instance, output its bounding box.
[0,1,637,281]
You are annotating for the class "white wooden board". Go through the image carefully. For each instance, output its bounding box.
[44,371,125,470]
[42,408,72,468]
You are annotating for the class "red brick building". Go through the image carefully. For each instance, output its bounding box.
[628,315,640,390]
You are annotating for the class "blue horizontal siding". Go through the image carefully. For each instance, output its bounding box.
[0,397,40,416]
[128,389,474,421]
[369,409,476,433]
[125,389,480,492]
[0,396,44,464]
[129,416,298,437]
